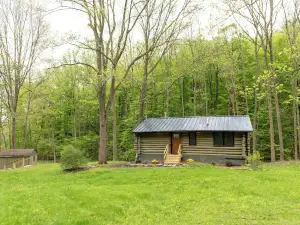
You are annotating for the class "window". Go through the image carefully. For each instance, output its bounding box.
[213,132,234,146]
[189,132,197,146]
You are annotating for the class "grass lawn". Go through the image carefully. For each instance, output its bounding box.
[1,163,300,225]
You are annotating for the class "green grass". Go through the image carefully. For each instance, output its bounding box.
[1,163,300,225]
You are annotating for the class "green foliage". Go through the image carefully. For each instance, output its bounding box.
[246,152,263,170]
[4,27,300,162]
[37,140,53,160]
[60,145,88,170]
[118,149,136,162]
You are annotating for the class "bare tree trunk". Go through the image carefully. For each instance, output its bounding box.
[139,73,148,121]
[205,81,208,115]
[181,78,185,116]
[113,97,117,161]
[22,94,31,148]
[99,87,107,164]
[165,88,170,117]
[274,87,284,160]
[297,103,300,159]
[267,80,276,161]
[73,115,77,143]
[52,131,56,163]
[239,34,248,114]
[293,77,298,160]
[193,79,197,116]
[252,38,260,153]
[12,112,17,149]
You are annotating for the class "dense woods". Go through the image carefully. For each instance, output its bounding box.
[1,0,300,163]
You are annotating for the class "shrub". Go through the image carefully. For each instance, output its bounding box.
[60,145,88,170]
[118,149,136,162]
[246,152,263,170]
[152,159,158,164]
[186,158,195,164]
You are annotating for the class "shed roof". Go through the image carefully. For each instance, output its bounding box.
[133,116,253,133]
[0,149,36,157]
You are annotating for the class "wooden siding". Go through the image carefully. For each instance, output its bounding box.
[134,132,247,157]
[134,133,170,155]
[0,157,17,169]
[0,155,38,170]
[181,132,244,156]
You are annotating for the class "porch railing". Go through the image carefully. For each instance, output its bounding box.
[164,144,170,160]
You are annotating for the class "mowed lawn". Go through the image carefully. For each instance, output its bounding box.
[1,163,300,225]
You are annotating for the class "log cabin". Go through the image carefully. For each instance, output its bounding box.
[133,116,253,165]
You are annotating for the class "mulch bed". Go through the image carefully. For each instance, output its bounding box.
[105,163,183,168]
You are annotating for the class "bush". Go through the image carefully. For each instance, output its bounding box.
[186,158,195,164]
[152,159,158,164]
[60,145,88,170]
[118,149,136,162]
[246,152,263,170]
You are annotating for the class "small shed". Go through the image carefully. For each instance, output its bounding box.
[133,116,253,165]
[0,149,38,169]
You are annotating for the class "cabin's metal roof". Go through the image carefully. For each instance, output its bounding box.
[0,149,36,157]
[133,116,253,133]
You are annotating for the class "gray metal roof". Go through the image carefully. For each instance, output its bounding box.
[0,149,36,157]
[133,116,253,133]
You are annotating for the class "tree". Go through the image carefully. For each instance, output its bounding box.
[0,0,49,149]
[224,0,283,161]
[138,0,199,120]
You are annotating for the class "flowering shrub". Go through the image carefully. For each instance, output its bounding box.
[152,159,158,164]
[186,158,195,164]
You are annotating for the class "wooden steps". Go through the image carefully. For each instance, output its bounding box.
[164,154,181,164]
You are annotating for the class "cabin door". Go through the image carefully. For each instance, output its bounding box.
[171,133,181,154]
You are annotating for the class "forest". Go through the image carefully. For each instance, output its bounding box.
[1,0,300,163]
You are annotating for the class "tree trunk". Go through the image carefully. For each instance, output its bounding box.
[181,77,185,116]
[293,77,298,160]
[205,81,208,115]
[240,36,248,114]
[22,96,31,148]
[193,79,196,116]
[273,85,284,160]
[98,86,107,164]
[252,39,260,153]
[112,97,117,161]
[267,79,276,161]
[297,103,300,159]
[52,131,56,163]
[215,68,219,108]
[139,76,147,121]
[22,79,32,148]
[165,88,170,117]
[11,115,17,149]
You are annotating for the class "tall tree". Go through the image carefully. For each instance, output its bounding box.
[138,0,198,120]
[0,0,48,149]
